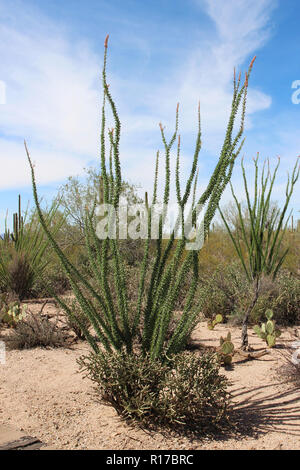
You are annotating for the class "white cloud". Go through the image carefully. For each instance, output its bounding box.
[0,138,86,189]
[0,0,277,198]
[141,0,276,145]
[0,26,100,156]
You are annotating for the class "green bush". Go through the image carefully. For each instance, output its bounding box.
[199,262,249,321]
[255,271,300,325]
[78,349,230,431]
[64,297,91,340]
[0,197,65,300]
[32,264,70,298]
[200,264,300,326]
[0,249,35,301]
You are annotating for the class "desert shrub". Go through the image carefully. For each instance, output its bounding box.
[199,262,249,321]
[200,263,300,327]
[8,310,67,349]
[281,230,300,276]
[283,361,300,388]
[0,292,10,328]
[32,264,70,298]
[268,272,300,325]
[162,352,230,429]
[278,342,300,388]
[251,271,300,325]
[78,349,229,431]
[1,249,35,300]
[0,196,65,300]
[64,297,91,340]
[198,228,239,275]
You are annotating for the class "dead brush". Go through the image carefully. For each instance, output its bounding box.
[278,337,300,388]
[7,302,70,349]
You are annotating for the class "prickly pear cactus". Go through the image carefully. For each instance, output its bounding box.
[253,309,281,348]
[217,331,234,366]
[2,302,27,327]
[207,314,223,330]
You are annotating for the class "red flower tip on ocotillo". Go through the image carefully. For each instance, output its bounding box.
[176,103,179,113]
[178,135,181,146]
[238,71,241,82]
[245,72,248,87]
[249,56,256,69]
[104,35,109,48]
[159,122,163,131]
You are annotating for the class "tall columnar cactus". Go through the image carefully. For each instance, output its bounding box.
[12,195,23,243]
[26,36,255,359]
[2,195,24,243]
[219,156,299,350]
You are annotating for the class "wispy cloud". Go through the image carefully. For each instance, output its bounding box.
[0,0,279,202]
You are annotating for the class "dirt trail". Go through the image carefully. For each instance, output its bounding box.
[1,316,299,450]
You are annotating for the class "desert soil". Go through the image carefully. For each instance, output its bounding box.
[0,302,299,450]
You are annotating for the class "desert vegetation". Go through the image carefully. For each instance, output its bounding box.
[0,37,299,449]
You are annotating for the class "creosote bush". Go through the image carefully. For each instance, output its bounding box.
[78,350,230,431]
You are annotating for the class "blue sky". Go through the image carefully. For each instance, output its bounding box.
[0,0,299,230]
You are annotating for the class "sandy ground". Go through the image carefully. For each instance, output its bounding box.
[0,303,299,450]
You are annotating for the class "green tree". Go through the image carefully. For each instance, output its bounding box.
[57,166,142,235]
[57,166,146,266]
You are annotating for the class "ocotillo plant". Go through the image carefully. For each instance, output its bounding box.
[219,155,299,350]
[27,36,255,360]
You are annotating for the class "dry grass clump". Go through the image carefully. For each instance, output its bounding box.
[7,306,68,349]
